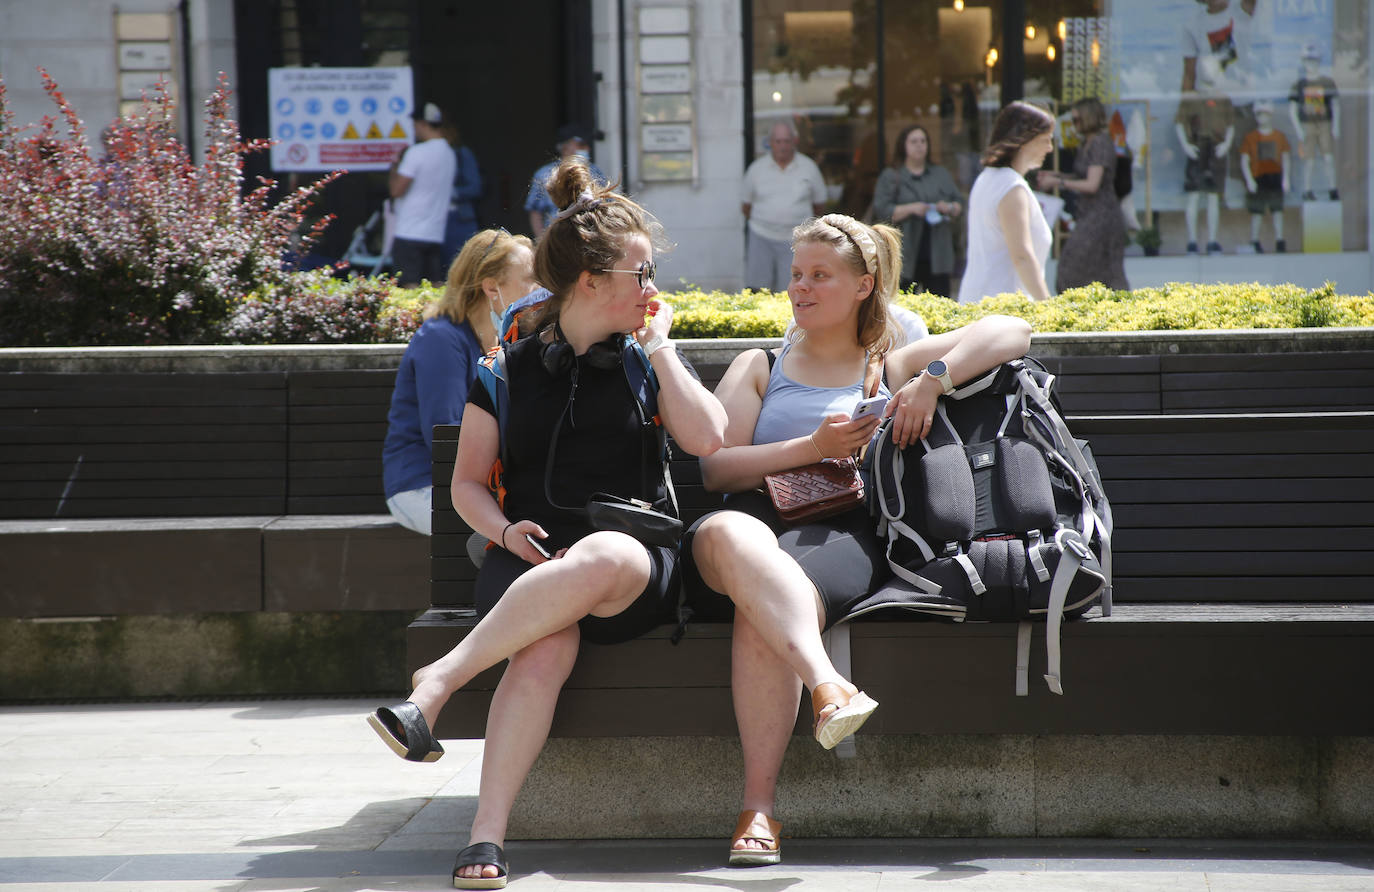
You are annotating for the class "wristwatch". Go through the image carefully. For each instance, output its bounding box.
[925,359,955,395]
[641,332,674,357]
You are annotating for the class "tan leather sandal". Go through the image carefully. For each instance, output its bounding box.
[812,682,879,750]
[728,809,782,867]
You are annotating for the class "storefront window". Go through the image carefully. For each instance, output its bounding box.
[750,0,876,217]
[750,0,1369,267]
[1108,0,1368,255]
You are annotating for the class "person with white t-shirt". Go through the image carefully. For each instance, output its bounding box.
[1180,0,1258,94]
[389,102,458,285]
[957,101,1055,304]
[741,121,827,292]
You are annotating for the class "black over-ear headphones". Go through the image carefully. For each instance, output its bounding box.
[539,323,625,378]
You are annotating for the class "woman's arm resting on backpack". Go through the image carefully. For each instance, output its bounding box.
[451,403,552,564]
[636,298,726,458]
[882,314,1033,448]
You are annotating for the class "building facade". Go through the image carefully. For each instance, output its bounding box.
[2,0,1370,294]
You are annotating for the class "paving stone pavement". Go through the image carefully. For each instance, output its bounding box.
[2,699,1373,891]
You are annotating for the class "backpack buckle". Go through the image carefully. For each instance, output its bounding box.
[1054,528,1091,561]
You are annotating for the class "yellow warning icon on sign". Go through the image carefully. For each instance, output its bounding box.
[366,121,383,139]
[342,122,360,139]
[388,121,407,139]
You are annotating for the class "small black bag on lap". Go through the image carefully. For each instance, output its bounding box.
[851,358,1113,696]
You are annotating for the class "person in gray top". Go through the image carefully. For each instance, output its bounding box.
[871,124,963,298]
[683,213,1032,867]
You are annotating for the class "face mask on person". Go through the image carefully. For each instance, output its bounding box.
[572,149,589,159]
[489,288,507,333]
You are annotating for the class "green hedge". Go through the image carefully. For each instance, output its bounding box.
[662,282,1374,338]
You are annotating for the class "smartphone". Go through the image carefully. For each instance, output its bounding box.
[525,533,552,559]
[852,395,889,421]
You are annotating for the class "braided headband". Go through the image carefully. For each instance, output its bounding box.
[819,213,878,274]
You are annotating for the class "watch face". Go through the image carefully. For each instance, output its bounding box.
[927,359,948,377]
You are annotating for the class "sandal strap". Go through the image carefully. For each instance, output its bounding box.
[383,702,436,761]
[454,841,508,876]
[811,682,848,725]
[731,810,782,847]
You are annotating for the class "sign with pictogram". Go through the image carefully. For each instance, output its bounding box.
[268,66,413,171]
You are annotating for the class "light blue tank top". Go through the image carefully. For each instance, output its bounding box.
[752,341,892,446]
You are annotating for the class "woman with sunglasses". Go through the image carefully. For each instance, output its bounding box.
[368,157,727,889]
[686,213,1031,866]
[382,228,535,535]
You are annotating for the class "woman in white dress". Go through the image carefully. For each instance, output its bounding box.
[957,101,1056,304]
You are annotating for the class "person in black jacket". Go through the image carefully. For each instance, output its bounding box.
[368,158,727,890]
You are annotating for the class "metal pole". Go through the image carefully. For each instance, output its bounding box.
[1002,0,1025,104]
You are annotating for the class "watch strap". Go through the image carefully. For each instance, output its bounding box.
[642,332,673,357]
[927,361,955,395]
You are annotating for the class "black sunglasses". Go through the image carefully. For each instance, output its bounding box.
[598,259,656,289]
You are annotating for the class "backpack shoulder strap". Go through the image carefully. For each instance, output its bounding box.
[622,339,659,419]
[622,338,681,518]
[475,345,512,477]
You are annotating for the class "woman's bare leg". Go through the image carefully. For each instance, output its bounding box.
[692,511,848,692]
[692,510,861,852]
[730,611,807,853]
[409,531,650,732]
[455,625,580,883]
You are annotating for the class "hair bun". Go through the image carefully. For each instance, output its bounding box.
[546,158,599,214]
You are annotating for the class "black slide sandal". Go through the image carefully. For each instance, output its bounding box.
[366,701,444,762]
[452,841,508,889]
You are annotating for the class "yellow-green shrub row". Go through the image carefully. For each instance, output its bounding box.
[662,282,1374,336]
[378,281,1374,340]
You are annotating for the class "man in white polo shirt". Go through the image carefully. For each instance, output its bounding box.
[388,101,457,285]
[741,120,827,291]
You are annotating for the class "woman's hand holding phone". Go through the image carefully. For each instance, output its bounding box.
[812,411,881,459]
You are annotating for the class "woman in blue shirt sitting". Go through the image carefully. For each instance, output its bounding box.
[382,228,535,534]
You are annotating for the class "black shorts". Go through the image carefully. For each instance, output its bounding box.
[475,541,681,645]
[681,489,892,631]
[1246,174,1284,213]
[1183,148,1227,194]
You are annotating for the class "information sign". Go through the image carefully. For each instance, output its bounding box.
[268,67,413,172]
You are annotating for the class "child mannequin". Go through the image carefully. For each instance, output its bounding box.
[1175,57,1234,255]
[1239,100,1290,253]
[1288,45,1340,201]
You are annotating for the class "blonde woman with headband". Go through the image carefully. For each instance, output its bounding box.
[684,213,1031,867]
[382,228,536,534]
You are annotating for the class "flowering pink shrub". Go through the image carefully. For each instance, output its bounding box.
[0,70,339,345]
[222,270,419,344]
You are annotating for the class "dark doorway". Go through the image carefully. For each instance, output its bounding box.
[233,0,596,264]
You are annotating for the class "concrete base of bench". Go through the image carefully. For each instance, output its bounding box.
[492,733,1374,839]
[407,604,1374,838]
[0,515,430,699]
[0,610,418,699]
[408,605,1374,738]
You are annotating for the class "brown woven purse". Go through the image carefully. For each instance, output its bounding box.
[762,353,882,526]
[764,456,865,524]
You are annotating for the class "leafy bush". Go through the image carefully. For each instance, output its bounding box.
[0,70,338,346]
[221,270,420,344]
[658,282,1374,338]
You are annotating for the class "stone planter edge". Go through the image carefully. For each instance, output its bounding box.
[0,326,1370,372]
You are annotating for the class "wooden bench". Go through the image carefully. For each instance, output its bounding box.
[412,410,1374,738]
[0,355,424,698]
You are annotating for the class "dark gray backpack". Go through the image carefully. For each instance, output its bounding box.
[849,357,1113,695]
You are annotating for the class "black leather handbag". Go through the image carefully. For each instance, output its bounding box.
[584,493,683,548]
